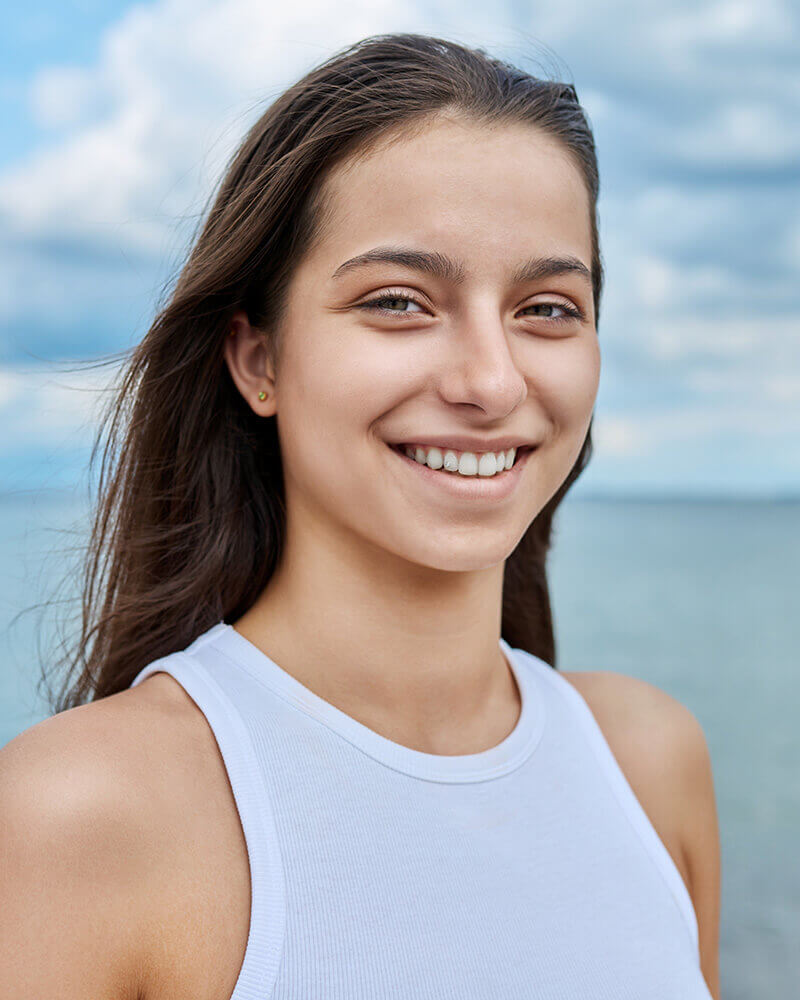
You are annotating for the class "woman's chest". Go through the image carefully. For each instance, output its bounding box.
[139,671,695,1000]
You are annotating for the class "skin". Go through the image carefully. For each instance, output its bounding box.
[225,113,601,754]
[0,113,720,1000]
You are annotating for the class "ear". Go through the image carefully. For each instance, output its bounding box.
[224,309,278,417]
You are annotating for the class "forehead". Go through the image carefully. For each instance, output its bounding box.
[311,116,592,274]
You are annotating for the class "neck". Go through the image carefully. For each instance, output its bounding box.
[232,515,520,755]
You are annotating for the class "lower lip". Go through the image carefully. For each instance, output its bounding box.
[386,444,535,501]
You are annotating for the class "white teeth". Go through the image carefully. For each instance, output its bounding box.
[425,447,444,469]
[402,444,519,477]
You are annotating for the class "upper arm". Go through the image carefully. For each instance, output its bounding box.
[0,706,157,1000]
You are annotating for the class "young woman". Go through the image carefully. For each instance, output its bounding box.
[1,32,720,999]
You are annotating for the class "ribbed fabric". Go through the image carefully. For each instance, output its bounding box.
[130,621,712,999]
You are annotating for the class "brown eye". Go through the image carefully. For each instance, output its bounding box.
[358,291,426,315]
[520,301,583,322]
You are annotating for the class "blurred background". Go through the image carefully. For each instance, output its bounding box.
[1,2,798,996]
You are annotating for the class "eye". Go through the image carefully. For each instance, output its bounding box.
[356,290,428,316]
[520,300,584,324]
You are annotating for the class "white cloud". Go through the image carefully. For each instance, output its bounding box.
[3,0,797,260]
[672,101,800,168]
[2,0,524,257]
[684,363,800,403]
[629,253,735,314]
[654,0,795,48]
[4,0,797,256]
[783,210,800,268]
[29,65,103,130]
[3,0,423,255]
[591,414,650,457]
[643,315,799,363]
[594,397,800,460]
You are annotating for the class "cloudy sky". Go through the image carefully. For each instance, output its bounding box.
[1,0,797,497]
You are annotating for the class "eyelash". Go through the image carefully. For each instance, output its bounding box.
[356,289,584,324]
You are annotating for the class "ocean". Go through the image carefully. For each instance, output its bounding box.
[1,490,797,997]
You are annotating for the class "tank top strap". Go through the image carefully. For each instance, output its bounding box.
[130,647,286,1000]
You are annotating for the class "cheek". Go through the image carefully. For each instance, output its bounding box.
[290,323,414,411]
[276,328,404,469]
[532,338,600,432]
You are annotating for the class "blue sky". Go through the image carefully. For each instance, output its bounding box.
[0,0,798,497]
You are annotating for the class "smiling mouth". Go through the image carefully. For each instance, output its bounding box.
[386,442,536,477]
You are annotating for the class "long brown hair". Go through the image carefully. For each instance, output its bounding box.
[44,32,603,713]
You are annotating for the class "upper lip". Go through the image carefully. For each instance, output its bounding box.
[388,434,537,453]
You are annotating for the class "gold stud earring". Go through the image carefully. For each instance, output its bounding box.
[229,328,236,337]
[258,391,267,401]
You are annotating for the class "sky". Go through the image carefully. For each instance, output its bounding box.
[0,0,798,498]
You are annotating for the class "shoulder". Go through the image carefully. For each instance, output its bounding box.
[559,668,704,764]
[560,668,721,999]
[0,673,248,1000]
[0,682,172,997]
[0,673,209,845]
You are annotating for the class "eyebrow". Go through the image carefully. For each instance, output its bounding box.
[331,245,593,288]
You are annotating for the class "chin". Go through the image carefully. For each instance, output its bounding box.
[388,530,525,574]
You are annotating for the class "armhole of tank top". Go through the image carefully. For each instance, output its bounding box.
[131,652,286,1000]
[539,666,700,958]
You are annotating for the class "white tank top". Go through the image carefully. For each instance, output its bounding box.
[130,620,711,999]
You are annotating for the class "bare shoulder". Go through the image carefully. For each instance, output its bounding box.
[0,681,177,998]
[0,673,250,1000]
[560,668,721,999]
[559,668,703,768]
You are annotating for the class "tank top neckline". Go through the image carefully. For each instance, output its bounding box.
[205,620,546,783]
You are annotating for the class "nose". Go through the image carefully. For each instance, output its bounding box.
[437,306,527,418]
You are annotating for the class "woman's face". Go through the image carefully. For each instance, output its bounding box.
[230,114,600,573]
